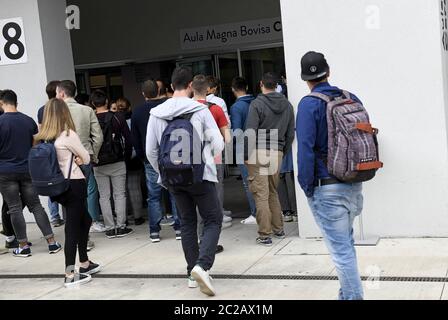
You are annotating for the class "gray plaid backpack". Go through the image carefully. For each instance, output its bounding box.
[309,91,383,183]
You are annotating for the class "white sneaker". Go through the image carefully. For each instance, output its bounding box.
[188,276,198,289]
[90,222,107,233]
[222,221,232,230]
[223,215,232,223]
[241,215,257,225]
[191,265,216,296]
[223,210,232,217]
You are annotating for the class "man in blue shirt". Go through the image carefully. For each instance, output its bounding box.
[296,52,364,300]
[0,90,61,257]
[230,77,257,224]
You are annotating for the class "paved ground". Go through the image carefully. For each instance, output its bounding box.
[1,219,448,300]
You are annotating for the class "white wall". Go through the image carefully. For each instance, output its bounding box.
[0,0,75,222]
[281,0,448,237]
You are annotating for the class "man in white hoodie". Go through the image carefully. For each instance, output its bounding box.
[146,67,225,297]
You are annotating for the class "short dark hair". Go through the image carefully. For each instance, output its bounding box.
[142,79,159,99]
[75,93,90,106]
[261,72,279,90]
[58,80,77,98]
[231,77,248,92]
[89,90,108,108]
[0,89,18,107]
[191,75,209,96]
[206,76,220,90]
[46,81,61,100]
[171,67,193,91]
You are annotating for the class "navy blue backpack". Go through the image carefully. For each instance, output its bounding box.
[29,142,73,197]
[158,113,205,187]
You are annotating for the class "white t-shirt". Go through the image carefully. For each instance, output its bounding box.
[206,94,230,123]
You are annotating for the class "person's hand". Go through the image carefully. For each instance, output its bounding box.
[74,156,83,166]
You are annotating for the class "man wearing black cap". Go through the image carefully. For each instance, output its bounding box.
[296,51,364,300]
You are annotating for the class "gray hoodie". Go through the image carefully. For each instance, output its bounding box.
[245,92,295,159]
[145,97,225,184]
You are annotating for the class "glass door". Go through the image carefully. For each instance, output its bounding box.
[176,56,215,77]
[216,52,239,106]
[241,47,286,96]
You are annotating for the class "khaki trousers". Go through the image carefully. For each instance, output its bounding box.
[247,149,284,238]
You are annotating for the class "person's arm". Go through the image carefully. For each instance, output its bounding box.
[145,115,160,174]
[215,106,232,144]
[296,98,318,198]
[89,109,104,163]
[244,101,260,161]
[284,103,296,155]
[116,114,132,161]
[131,110,144,161]
[202,110,225,158]
[66,131,91,165]
[221,100,230,124]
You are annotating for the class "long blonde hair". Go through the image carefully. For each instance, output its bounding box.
[35,98,76,142]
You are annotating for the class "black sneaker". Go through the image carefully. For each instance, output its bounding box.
[116,227,134,238]
[134,217,145,226]
[106,229,117,239]
[6,240,32,249]
[150,233,160,243]
[49,242,62,254]
[13,246,32,258]
[216,245,224,254]
[52,219,65,227]
[79,261,101,275]
[283,211,294,223]
[256,237,273,247]
[64,273,92,288]
[273,230,286,239]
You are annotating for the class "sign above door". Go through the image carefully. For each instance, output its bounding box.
[180,18,282,50]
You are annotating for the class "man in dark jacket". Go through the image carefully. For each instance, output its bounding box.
[230,77,257,224]
[131,79,181,242]
[245,72,295,246]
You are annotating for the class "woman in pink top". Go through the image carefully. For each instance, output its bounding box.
[35,98,101,288]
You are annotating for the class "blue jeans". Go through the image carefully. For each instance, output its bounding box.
[144,163,180,234]
[86,164,100,221]
[238,164,256,217]
[307,183,364,300]
[48,198,60,222]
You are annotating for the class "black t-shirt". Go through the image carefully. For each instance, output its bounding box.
[37,105,45,124]
[0,112,38,174]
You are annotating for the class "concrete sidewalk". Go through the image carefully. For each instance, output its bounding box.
[1,220,448,300]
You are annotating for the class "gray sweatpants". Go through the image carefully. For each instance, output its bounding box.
[94,162,127,230]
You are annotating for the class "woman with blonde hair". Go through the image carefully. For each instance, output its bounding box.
[36,98,101,288]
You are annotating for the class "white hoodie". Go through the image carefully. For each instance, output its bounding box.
[145,97,225,184]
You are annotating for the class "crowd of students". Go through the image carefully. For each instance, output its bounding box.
[0,51,372,300]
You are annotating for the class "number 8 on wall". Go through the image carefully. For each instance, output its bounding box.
[0,17,28,66]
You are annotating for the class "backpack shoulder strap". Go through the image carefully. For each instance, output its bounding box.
[342,90,351,99]
[307,92,332,103]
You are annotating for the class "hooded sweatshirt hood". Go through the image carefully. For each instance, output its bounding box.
[150,97,207,121]
[238,95,256,104]
[257,92,291,114]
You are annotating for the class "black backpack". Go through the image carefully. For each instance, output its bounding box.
[97,112,125,166]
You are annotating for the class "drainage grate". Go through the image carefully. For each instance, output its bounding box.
[0,274,447,283]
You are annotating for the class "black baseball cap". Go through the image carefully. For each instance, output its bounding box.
[301,51,330,81]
